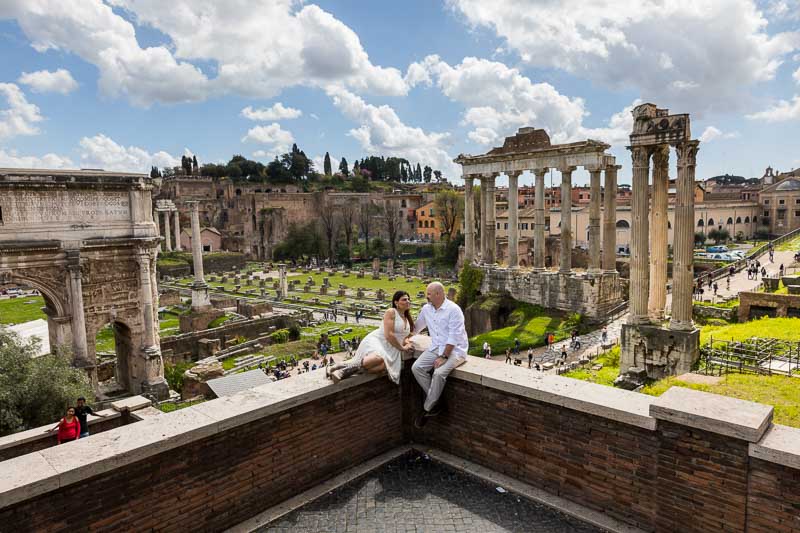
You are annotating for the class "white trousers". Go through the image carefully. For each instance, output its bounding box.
[411,350,466,412]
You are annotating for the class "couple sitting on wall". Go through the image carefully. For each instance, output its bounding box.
[327,281,468,429]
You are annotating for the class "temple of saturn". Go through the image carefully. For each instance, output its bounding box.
[153,198,180,252]
[455,127,624,319]
[620,103,700,379]
[0,169,169,399]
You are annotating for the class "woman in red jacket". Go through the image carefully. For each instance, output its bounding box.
[48,407,81,444]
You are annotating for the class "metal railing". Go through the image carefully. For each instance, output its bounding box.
[702,226,800,283]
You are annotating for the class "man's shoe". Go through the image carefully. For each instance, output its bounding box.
[426,401,446,417]
[414,412,428,429]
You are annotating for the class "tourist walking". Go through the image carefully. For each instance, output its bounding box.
[505,348,512,364]
[601,327,608,345]
[412,282,469,429]
[327,291,413,384]
[560,345,568,362]
[527,347,533,368]
[483,341,490,358]
[514,338,520,355]
[47,407,80,445]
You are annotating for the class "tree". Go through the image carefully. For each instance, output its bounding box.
[149,166,161,178]
[340,203,357,255]
[323,152,332,176]
[370,237,386,258]
[433,170,443,182]
[708,228,730,244]
[192,155,198,174]
[358,200,377,254]
[339,157,349,176]
[415,163,422,182]
[318,198,339,262]
[434,189,464,242]
[423,165,432,183]
[381,199,402,259]
[0,329,93,436]
[272,221,323,262]
[695,232,707,246]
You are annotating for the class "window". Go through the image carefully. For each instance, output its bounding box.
[401,200,407,208]
[796,199,800,204]
[429,209,434,216]
[778,211,786,220]
[795,211,800,217]
[780,199,785,205]
[430,220,435,228]
[504,223,508,229]
[697,219,704,227]
[754,216,758,223]
[736,217,742,223]
[744,216,750,223]
[616,220,630,229]
[707,218,714,226]
[764,199,770,204]
[764,211,770,217]
[668,221,672,229]
[497,223,500,229]
[727,217,733,225]
[235,189,242,196]
[0,205,3,225]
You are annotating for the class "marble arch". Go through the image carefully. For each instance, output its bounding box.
[0,169,169,399]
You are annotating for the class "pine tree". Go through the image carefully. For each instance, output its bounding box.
[415,163,422,182]
[339,157,349,176]
[323,152,332,176]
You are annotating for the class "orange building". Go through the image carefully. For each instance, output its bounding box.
[415,201,462,242]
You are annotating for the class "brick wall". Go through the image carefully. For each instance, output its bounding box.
[748,459,800,532]
[738,291,800,321]
[0,378,402,532]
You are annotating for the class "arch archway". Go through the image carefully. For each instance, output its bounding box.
[698,219,704,227]
[616,220,630,229]
[727,217,733,225]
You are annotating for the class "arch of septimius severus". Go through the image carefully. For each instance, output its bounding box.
[0,169,169,399]
[455,127,624,319]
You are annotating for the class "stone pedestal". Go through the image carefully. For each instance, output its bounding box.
[179,308,225,333]
[620,323,700,380]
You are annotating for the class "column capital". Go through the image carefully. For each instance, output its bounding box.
[628,145,652,168]
[605,164,622,172]
[533,168,549,177]
[652,144,670,167]
[676,140,700,167]
[585,165,604,173]
[463,174,476,184]
[506,170,524,178]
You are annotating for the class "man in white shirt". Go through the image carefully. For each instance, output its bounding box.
[411,282,469,428]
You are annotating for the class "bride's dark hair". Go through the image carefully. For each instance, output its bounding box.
[391,290,414,331]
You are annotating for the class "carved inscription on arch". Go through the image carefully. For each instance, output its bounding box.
[1,191,130,224]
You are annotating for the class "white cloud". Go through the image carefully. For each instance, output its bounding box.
[698,126,740,142]
[0,149,73,169]
[241,123,294,157]
[327,86,459,178]
[79,133,178,171]
[241,103,302,121]
[794,66,800,84]
[746,95,800,121]
[448,0,800,112]
[17,68,78,94]
[0,83,43,140]
[0,0,408,106]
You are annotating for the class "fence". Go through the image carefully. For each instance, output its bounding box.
[699,335,800,376]
[703,226,800,283]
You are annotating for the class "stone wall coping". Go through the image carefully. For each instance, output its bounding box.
[0,409,119,453]
[451,357,657,430]
[749,424,800,470]
[649,387,773,442]
[0,370,380,510]
[110,395,152,412]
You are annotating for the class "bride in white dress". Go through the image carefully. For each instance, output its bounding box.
[327,291,414,384]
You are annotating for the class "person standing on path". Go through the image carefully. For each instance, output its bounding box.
[505,348,512,364]
[514,338,520,355]
[527,347,533,369]
[412,282,469,429]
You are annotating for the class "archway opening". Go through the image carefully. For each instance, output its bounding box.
[94,321,134,397]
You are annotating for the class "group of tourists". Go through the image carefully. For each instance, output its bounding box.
[47,397,106,445]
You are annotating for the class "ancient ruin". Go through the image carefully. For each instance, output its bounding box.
[0,169,169,399]
[456,128,624,319]
[619,103,701,380]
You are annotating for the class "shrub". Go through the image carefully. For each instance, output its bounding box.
[270,329,290,344]
[458,263,484,309]
[164,361,194,392]
[287,324,301,341]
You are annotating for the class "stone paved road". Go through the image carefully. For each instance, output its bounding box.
[260,452,603,533]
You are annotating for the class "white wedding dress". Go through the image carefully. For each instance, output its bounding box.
[353,309,410,384]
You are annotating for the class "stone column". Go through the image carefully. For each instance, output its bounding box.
[163,210,172,251]
[464,175,475,263]
[66,250,89,367]
[136,248,169,399]
[173,209,181,251]
[479,177,487,261]
[629,146,651,324]
[189,201,211,310]
[153,209,162,251]
[559,166,576,274]
[137,250,158,349]
[533,168,547,271]
[588,167,602,273]
[602,165,619,272]
[485,174,497,264]
[648,145,670,321]
[507,171,521,268]
[671,141,700,331]
[278,264,288,299]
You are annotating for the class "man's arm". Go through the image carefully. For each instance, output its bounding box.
[444,306,466,357]
[412,305,428,334]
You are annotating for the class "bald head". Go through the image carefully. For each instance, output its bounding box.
[426,282,446,308]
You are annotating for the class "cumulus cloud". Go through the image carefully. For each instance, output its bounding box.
[407,55,636,148]
[79,133,178,172]
[447,0,800,112]
[794,66,800,84]
[327,86,459,178]
[746,95,800,121]
[241,123,294,157]
[0,0,408,106]
[17,68,78,94]
[0,83,43,140]
[698,126,740,142]
[241,103,302,121]
[0,149,73,169]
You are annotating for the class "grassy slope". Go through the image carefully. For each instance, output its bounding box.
[468,303,573,356]
[0,296,46,325]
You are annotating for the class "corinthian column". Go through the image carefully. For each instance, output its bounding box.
[136,250,158,349]
[485,174,497,264]
[189,201,211,310]
[649,145,670,321]
[464,175,475,263]
[163,210,172,251]
[507,171,521,268]
[173,209,181,251]
[588,167,602,273]
[671,141,700,331]
[153,209,162,251]
[533,168,547,271]
[559,166,576,274]
[603,165,619,272]
[629,146,651,324]
[479,177,487,261]
[66,250,89,367]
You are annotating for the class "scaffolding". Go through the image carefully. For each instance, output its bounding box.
[700,336,800,376]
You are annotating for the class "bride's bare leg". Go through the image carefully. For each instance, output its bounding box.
[364,358,386,374]
[362,354,384,372]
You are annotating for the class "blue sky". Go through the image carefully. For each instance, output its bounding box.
[0,0,798,185]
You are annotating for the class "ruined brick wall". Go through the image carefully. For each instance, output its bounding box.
[747,458,800,532]
[738,291,800,321]
[0,378,402,533]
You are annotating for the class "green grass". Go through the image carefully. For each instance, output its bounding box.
[776,234,800,251]
[468,303,575,356]
[700,316,800,346]
[300,321,373,342]
[159,311,181,336]
[563,347,620,386]
[158,399,206,413]
[693,298,740,309]
[95,325,116,353]
[0,296,46,325]
[207,314,233,328]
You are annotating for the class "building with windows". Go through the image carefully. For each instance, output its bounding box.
[759,172,800,235]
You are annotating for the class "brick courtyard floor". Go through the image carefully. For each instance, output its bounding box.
[260,452,603,533]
